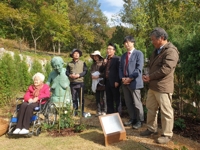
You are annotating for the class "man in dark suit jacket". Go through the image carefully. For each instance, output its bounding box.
[119,36,144,129]
[100,43,121,114]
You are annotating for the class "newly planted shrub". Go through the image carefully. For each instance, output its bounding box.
[174,118,186,130]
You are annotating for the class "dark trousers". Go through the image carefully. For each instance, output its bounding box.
[70,83,84,113]
[95,90,107,113]
[16,102,39,129]
[105,79,121,114]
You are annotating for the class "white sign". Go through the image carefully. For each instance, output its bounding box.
[101,115,123,134]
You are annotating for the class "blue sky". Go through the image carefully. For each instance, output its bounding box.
[99,0,124,26]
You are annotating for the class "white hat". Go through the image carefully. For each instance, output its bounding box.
[90,50,103,59]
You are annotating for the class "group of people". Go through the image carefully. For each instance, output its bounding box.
[89,27,179,144]
[12,27,179,144]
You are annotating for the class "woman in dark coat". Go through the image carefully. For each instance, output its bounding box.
[90,50,107,116]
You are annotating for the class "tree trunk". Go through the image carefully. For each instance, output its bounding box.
[30,29,41,54]
[34,39,37,53]
[53,42,56,54]
[58,41,60,54]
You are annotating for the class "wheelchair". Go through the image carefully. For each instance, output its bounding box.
[7,97,57,137]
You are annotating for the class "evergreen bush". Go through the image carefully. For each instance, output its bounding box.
[30,59,44,82]
[0,53,18,106]
[84,60,92,94]
[44,61,52,82]
[13,54,31,92]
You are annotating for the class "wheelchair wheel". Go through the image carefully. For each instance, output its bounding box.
[7,110,18,134]
[46,102,57,126]
[7,123,15,138]
[7,123,16,134]
[34,127,41,136]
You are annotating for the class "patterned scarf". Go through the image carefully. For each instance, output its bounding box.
[33,84,44,98]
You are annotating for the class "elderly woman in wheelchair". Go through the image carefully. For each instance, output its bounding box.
[12,72,50,134]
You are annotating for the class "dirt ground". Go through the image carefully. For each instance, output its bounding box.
[83,95,200,150]
[0,95,200,150]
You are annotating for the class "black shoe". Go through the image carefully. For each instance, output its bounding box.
[124,119,136,126]
[140,129,158,136]
[132,121,142,129]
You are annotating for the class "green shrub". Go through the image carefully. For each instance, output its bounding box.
[44,61,52,82]
[57,103,75,130]
[174,118,186,130]
[30,59,44,77]
[0,53,18,106]
[84,60,92,94]
[74,124,86,133]
[14,54,31,91]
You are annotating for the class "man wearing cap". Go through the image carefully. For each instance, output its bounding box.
[100,43,121,114]
[119,36,144,129]
[66,49,88,115]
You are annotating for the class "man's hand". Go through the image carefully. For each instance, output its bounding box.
[74,74,80,78]
[122,77,132,85]
[69,73,75,79]
[114,82,119,88]
[70,73,80,79]
[142,75,150,82]
[103,59,107,64]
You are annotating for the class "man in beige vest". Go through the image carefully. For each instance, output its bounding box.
[66,49,88,116]
[141,27,179,144]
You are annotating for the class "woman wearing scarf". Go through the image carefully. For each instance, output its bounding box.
[13,72,50,134]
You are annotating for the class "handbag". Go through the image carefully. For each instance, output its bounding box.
[96,80,105,91]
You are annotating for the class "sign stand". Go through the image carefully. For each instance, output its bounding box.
[99,113,126,146]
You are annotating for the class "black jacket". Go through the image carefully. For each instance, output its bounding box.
[100,55,120,87]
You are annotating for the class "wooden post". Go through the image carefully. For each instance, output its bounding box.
[80,87,82,124]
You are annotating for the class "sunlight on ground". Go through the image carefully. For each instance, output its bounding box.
[0,94,200,150]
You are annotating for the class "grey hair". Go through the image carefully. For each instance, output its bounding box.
[51,56,64,67]
[150,27,168,40]
[32,72,45,82]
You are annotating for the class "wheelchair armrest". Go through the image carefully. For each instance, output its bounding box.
[16,97,24,101]
[16,97,24,105]
[15,98,24,110]
[39,97,50,103]
[37,97,50,112]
